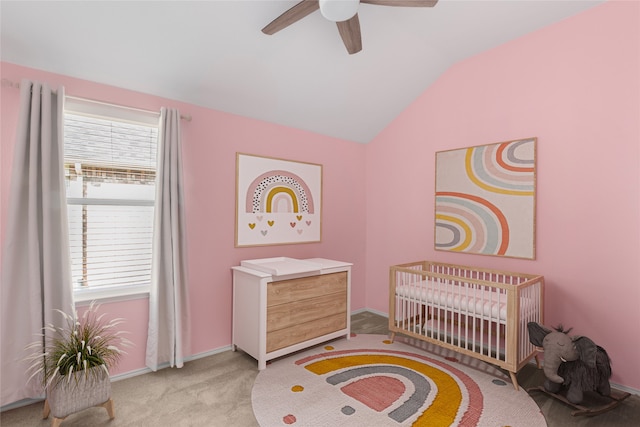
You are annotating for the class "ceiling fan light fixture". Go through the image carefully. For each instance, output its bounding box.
[319,0,359,22]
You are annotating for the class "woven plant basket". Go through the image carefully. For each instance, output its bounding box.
[46,366,111,419]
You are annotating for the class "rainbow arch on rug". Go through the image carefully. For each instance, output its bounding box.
[251,334,547,427]
[294,347,484,426]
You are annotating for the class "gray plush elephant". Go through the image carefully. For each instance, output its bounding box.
[527,322,612,404]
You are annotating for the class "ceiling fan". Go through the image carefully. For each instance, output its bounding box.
[262,0,439,55]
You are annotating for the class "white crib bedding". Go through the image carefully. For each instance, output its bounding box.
[395,283,516,321]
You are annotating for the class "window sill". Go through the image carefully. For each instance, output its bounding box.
[74,284,150,306]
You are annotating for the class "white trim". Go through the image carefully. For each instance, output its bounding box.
[0,397,44,412]
[3,309,637,414]
[0,345,234,412]
[610,382,640,396]
[354,307,388,318]
[74,284,150,304]
[109,345,234,383]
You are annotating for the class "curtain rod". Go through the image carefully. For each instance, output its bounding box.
[1,78,192,122]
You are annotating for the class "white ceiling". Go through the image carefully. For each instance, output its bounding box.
[1,0,604,143]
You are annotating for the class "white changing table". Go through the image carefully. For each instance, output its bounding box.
[231,257,352,370]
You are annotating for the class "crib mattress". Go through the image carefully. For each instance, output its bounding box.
[395,284,510,321]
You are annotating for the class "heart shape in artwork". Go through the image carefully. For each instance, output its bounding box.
[290,222,296,228]
[296,215,303,221]
[306,221,312,226]
[268,220,275,227]
[261,230,268,236]
[248,223,256,229]
[256,215,263,221]
[297,229,303,235]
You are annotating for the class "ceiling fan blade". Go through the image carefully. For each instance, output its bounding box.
[262,0,320,35]
[360,0,438,7]
[336,14,362,55]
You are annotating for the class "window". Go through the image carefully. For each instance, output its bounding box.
[64,97,159,301]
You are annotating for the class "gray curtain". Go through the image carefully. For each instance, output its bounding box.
[0,80,73,406]
[145,108,190,371]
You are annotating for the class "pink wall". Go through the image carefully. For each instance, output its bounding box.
[366,1,640,390]
[0,62,367,378]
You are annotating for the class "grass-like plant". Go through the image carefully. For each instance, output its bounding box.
[26,301,132,390]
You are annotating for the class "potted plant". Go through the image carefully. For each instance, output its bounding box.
[25,301,131,424]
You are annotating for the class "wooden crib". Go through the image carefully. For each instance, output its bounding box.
[389,261,544,390]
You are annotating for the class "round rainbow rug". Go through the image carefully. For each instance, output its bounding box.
[252,334,546,426]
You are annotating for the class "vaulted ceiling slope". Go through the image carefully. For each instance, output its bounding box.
[1,1,604,143]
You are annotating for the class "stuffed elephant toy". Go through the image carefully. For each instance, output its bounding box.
[527,322,612,404]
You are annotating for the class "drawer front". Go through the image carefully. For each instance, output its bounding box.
[267,292,347,332]
[267,272,347,307]
[267,312,347,353]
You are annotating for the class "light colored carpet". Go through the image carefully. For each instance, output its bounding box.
[252,334,547,427]
[3,312,638,426]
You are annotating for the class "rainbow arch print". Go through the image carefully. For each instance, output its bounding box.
[245,170,315,214]
[294,348,483,426]
[435,192,509,256]
[236,153,322,247]
[465,138,535,196]
[435,138,536,259]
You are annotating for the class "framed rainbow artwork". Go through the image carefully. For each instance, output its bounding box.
[236,153,322,247]
[435,138,537,259]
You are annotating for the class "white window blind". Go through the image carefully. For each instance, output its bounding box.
[64,102,159,299]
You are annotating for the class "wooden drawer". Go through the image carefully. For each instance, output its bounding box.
[267,272,347,307]
[267,312,347,353]
[233,259,351,370]
[267,292,347,332]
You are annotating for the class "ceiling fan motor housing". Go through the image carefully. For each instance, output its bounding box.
[319,0,360,22]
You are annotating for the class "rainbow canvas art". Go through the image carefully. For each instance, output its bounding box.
[435,138,536,259]
[236,153,322,247]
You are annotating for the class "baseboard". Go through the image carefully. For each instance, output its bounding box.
[110,345,233,382]
[1,345,234,413]
[115,310,393,380]
[98,309,392,384]
[352,307,389,318]
[5,308,636,413]
[1,397,44,413]
[609,382,639,396]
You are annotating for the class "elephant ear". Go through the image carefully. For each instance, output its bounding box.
[527,322,551,347]
[574,336,598,368]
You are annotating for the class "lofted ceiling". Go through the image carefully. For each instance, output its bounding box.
[1,0,604,143]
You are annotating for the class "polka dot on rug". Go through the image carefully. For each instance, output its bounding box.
[341,406,356,415]
[282,414,296,424]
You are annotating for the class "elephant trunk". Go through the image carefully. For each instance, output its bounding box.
[543,357,565,384]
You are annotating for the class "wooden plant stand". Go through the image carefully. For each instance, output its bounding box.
[528,386,631,417]
[43,398,115,427]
